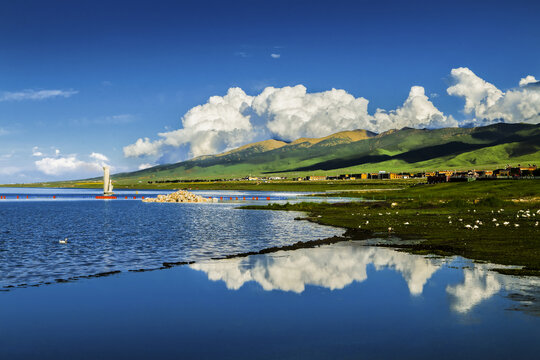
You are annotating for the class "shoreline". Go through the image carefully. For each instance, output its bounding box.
[2,180,539,290]
[241,200,540,276]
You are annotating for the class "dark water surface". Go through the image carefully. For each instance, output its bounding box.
[0,197,342,288]
[1,242,539,359]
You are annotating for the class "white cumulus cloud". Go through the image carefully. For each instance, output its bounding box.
[124,88,255,158]
[35,151,110,176]
[123,137,163,158]
[448,67,540,125]
[270,53,281,59]
[89,152,109,162]
[35,156,102,176]
[123,67,539,162]
[0,89,78,101]
[519,75,538,87]
[373,86,458,129]
[252,85,373,140]
[124,84,451,159]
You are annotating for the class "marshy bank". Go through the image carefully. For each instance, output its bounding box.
[242,180,540,275]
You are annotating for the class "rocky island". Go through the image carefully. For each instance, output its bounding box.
[142,189,216,203]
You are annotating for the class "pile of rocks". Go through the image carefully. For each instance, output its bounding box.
[142,190,216,203]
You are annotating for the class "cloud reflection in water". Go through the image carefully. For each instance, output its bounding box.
[191,242,439,295]
[191,242,540,315]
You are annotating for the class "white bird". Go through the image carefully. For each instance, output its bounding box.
[503,221,510,226]
[404,222,409,225]
[492,218,497,222]
[514,224,520,227]
[465,224,472,229]
[535,221,538,226]
[59,238,68,244]
[495,223,499,227]
[388,227,393,232]
[449,221,452,224]
[365,220,369,224]
[473,225,479,230]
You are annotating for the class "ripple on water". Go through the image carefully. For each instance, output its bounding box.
[0,201,343,287]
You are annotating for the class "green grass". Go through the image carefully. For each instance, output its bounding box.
[242,180,540,274]
[319,179,540,201]
[1,179,423,192]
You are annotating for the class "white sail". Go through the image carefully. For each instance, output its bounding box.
[103,166,114,195]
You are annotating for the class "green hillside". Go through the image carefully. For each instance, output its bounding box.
[114,123,539,181]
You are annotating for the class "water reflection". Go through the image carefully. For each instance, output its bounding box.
[191,242,540,315]
[191,242,440,294]
[447,267,540,314]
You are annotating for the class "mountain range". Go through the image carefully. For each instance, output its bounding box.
[116,123,540,181]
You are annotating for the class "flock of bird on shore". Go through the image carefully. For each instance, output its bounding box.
[354,208,540,233]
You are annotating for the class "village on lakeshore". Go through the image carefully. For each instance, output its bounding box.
[146,164,540,184]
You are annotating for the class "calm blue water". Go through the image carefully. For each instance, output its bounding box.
[0,242,539,359]
[1,188,539,358]
[0,193,343,288]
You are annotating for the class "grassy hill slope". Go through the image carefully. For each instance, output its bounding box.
[114,123,540,181]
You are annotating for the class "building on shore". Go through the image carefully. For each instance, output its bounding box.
[306,175,327,181]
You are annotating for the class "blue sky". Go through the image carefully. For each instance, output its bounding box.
[1,0,539,182]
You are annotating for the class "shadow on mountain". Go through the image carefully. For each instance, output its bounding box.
[275,134,536,173]
[508,137,540,157]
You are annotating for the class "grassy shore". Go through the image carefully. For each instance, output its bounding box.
[242,180,540,275]
[0,179,422,192]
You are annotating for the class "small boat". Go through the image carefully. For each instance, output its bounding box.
[59,238,68,244]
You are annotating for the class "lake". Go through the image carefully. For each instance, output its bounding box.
[1,188,539,359]
[0,188,343,288]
